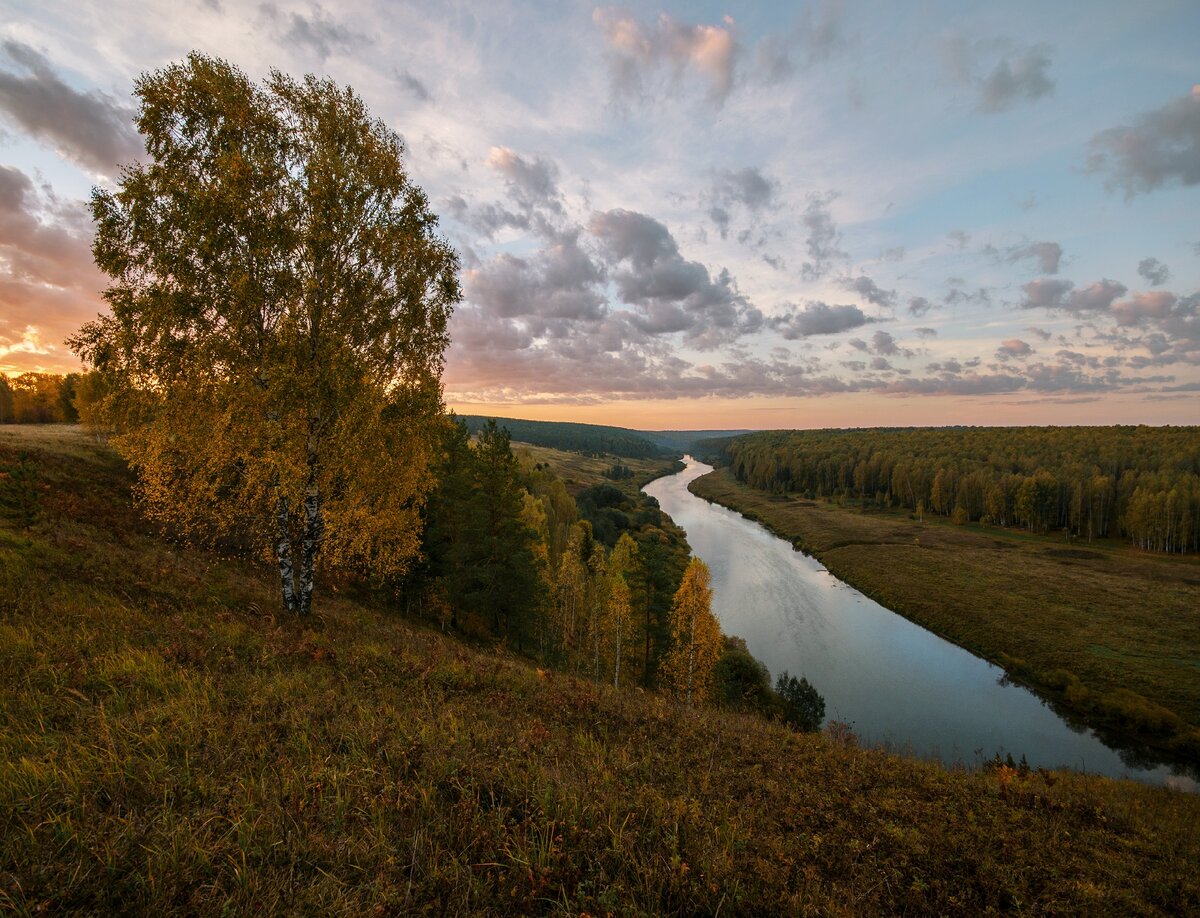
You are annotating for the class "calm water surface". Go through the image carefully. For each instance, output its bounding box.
[645,458,1197,791]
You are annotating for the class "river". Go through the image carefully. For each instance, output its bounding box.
[644,457,1197,791]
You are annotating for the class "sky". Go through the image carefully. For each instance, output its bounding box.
[0,1,1197,429]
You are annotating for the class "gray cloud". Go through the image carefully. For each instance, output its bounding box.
[396,70,431,103]
[978,45,1054,113]
[1111,291,1178,327]
[768,301,874,339]
[908,296,934,317]
[262,3,369,61]
[707,166,777,238]
[996,338,1033,360]
[914,327,937,339]
[946,229,970,250]
[487,146,564,218]
[593,8,738,106]
[752,0,847,82]
[465,230,607,323]
[840,274,896,308]
[590,208,762,347]
[1018,277,1073,310]
[1137,256,1170,286]
[800,192,845,281]
[0,164,105,372]
[1088,86,1200,197]
[1003,240,1063,274]
[0,41,140,175]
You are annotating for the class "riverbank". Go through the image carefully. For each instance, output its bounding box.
[688,466,1200,767]
[3,426,1200,913]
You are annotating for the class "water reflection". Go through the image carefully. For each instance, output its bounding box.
[645,458,1198,791]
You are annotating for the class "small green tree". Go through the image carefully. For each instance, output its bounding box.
[775,670,826,732]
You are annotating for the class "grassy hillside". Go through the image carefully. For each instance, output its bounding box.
[2,426,1199,914]
[690,466,1200,765]
[513,441,681,497]
[462,416,671,459]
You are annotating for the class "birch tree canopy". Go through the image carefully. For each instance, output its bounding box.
[69,53,461,614]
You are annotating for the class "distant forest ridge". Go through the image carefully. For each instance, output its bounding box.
[715,426,1200,553]
[459,415,752,459]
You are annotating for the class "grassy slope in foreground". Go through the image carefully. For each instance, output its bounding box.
[689,466,1200,762]
[1,427,1199,914]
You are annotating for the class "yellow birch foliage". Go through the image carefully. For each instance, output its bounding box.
[661,557,722,704]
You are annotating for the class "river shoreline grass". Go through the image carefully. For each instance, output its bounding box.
[688,465,1200,770]
[3,426,1200,913]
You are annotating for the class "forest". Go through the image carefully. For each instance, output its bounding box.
[714,426,1200,554]
[461,415,670,459]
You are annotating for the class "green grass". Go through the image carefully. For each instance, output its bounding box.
[1,426,1199,914]
[513,442,681,497]
[689,466,1200,764]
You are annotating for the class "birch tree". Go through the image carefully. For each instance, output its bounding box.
[68,54,459,614]
[661,557,722,704]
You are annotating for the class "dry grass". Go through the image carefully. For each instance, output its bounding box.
[1,426,1198,914]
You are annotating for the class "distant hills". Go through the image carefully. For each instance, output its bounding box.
[459,415,752,459]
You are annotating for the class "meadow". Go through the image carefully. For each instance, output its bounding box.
[1,425,1198,914]
[689,466,1200,765]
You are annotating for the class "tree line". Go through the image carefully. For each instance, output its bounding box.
[0,373,86,424]
[717,427,1200,553]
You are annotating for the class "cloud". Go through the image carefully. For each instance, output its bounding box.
[396,70,431,103]
[706,166,777,237]
[465,230,607,323]
[751,0,847,82]
[839,274,895,308]
[1068,279,1128,313]
[800,192,845,281]
[590,208,762,346]
[486,146,565,218]
[768,301,874,339]
[908,296,934,317]
[1019,277,1127,314]
[946,229,970,250]
[1018,277,1073,310]
[996,338,1033,359]
[1111,291,1177,327]
[593,8,738,105]
[1004,240,1063,274]
[0,41,140,175]
[1088,86,1200,197]
[870,330,913,358]
[977,45,1054,113]
[0,165,105,374]
[262,3,369,61]
[914,327,937,339]
[1137,257,1169,286]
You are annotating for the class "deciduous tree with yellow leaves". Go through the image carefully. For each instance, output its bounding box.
[661,557,722,704]
[69,54,459,615]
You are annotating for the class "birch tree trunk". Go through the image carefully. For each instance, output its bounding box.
[297,437,323,616]
[275,490,298,614]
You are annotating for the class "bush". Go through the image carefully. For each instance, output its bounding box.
[776,670,826,732]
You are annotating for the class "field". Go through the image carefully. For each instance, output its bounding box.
[511,441,682,497]
[1,426,1199,914]
[689,466,1200,764]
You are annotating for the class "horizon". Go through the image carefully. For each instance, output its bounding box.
[1,1,1197,429]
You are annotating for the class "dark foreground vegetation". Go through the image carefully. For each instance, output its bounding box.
[690,465,1200,766]
[3,426,1199,914]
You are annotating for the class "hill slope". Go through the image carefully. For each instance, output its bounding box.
[1,426,1198,914]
